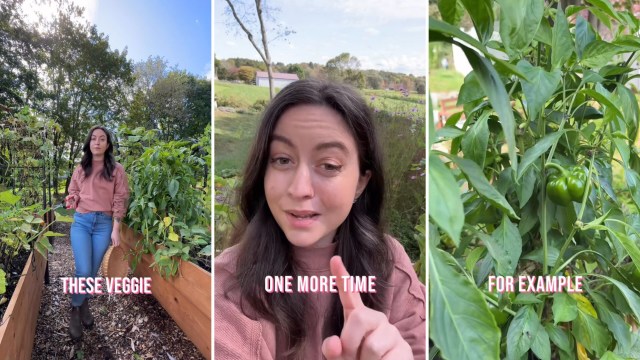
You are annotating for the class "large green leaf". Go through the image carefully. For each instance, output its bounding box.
[582,41,627,68]
[607,228,640,275]
[545,323,574,355]
[591,291,632,354]
[551,4,574,70]
[461,111,490,167]
[429,243,500,360]
[553,293,578,324]
[168,179,179,199]
[531,323,551,360]
[447,155,519,219]
[460,45,519,173]
[614,331,640,359]
[429,154,464,245]
[572,309,612,358]
[593,273,640,322]
[507,306,541,359]
[516,60,562,122]
[496,0,544,56]
[482,215,522,277]
[517,131,565,181]
[581,88,624,120]
[459,0,494,44]
[586,0,623,23]
[575,16,596,60]
[438,0,464,26]
[0,190,20,205]
[616,84,639,137]
[458,72,484,105]
[516,165,537,207]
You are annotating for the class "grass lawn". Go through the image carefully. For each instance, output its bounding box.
[214,110,260,175]
[215,81,271,109]
[429,68,465,93]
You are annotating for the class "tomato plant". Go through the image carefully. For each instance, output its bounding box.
[430,1,640,359]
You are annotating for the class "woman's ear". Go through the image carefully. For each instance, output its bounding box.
[356,170,371,197]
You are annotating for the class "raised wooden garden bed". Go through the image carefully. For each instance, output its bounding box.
[119,224,211,359]
[0,250,47,359]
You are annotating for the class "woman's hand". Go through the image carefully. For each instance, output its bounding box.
[111,227,120,247]
[64,194,78,209]
[321,256,413,360]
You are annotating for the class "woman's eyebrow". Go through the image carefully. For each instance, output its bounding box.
[314,141,349,154]
[271,134,294,147]
[271,134,349,154]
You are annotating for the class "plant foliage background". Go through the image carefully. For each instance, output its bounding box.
[430,0,640,359]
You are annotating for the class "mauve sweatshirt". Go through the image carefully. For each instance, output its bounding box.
[214,237,426,360]
[68,160,129,218]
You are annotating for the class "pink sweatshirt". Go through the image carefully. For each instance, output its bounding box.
[68,160,129,218]
[214,236,426,359]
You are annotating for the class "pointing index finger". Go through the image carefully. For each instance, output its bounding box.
[330,255,364,313]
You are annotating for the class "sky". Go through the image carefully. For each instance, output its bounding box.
[21,0,212,79]
[213,0,426,76]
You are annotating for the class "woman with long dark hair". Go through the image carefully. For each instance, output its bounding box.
[65,125,129,340]
[215,80,425,359]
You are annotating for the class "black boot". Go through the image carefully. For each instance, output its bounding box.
[80,298,94,328]
[69,306,82,340]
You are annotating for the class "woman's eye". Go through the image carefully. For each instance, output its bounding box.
[321,163,342,173]
[270,157,292,167]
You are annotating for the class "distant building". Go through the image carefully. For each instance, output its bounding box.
[255,71,299,88]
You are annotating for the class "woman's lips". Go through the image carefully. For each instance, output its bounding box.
[286,211,320,228]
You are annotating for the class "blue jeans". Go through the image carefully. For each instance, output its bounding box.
[70,211,112,306]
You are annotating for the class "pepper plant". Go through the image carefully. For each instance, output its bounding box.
[430,0,640,359]
[120,127,211,278]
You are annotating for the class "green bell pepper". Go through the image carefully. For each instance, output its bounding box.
[545,163,587,206]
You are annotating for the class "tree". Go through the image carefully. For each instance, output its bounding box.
[287,64,305,80]
[148,71,190,140]
[39,4,133,193]
[133,56,168,92]
[0,0,42,109]
[325,52,361,82]
[223,0,294,99]
[237,65,256,84]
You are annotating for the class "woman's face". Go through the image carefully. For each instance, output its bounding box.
[90,129,109,157]
[264,104,371,248]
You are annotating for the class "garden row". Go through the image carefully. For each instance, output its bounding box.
[0,111,212,359]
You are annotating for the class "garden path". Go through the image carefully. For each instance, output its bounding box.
[31,221,205,360]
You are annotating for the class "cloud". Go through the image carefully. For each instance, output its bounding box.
[291,0,425,24]
[360,54,426,76]
[365,27,380,35]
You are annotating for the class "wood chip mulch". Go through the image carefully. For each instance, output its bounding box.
[32,221,207,360]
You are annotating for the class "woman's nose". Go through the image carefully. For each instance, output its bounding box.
[287,165,314,199]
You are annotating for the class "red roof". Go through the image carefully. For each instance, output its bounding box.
[256,71,299,80]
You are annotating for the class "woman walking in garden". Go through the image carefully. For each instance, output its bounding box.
[64,125,129,340]
[215,79,425,359]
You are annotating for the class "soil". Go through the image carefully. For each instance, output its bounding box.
[0,248,31,320]
[31,221,207,360]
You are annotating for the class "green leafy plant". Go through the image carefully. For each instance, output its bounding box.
[124,137,211,278]
[431,0,640,359]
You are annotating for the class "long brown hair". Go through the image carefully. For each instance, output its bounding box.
[80,125,116,181]
[228,79,393,358]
